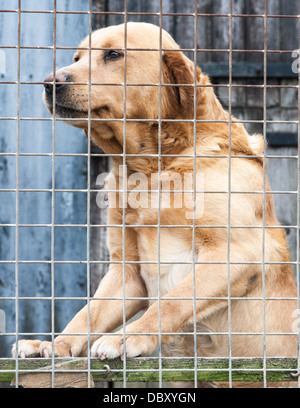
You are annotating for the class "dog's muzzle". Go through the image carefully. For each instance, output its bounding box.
[44,72,71,96]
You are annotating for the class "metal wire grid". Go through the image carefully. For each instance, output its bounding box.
[0,0,299,388]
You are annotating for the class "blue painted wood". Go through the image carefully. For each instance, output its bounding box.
[0,0,90,357]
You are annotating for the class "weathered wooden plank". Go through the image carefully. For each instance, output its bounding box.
[201,62,298,78]
[244,0,265,64]
[11,372,95,389]
[278,0,299,63]
[93,0,107,30]
[211,0,230,63]
[231,1,245,63]
[267,146,299,277]
[266,0,281,64]
[9,358,95,388]
[0,357,298,385]
[196,0,213,64]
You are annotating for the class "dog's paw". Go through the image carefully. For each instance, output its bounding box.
[12,339,42,358]
[91,334,124,360]
[91,326,158,360]
[12,339,72,358]
[38,340,72,357]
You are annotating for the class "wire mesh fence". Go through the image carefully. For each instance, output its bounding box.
[0,0,299,389]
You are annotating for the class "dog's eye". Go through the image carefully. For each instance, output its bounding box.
[73,55,80,63]
[104,50,123,61]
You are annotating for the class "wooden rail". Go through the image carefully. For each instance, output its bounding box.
[0,357,299,387]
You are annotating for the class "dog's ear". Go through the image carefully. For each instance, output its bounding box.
[162,51,201,117]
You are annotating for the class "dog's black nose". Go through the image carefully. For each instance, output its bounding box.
[44,72,70,95]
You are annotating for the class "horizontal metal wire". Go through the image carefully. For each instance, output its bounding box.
[0,153,298,160]
[1,45,299,55]
[0,117,298,125]
[0,369,294,374]
[1,9,299,18]
[0,189,299,194]
[0,157,298,164]
[0,260,298,265]
[1,368,296,375]
[0,356,292,360]
[1,331,298,336]
[1,81,298,89]
[0,223,299,229]
[1,296,298,301]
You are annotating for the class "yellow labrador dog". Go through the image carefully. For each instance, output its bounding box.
[13,22,297,384]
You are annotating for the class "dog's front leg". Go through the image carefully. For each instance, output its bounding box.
[92,245,259,359]
[13,264,146,358]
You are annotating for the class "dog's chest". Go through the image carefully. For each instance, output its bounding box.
[137,230,193,302]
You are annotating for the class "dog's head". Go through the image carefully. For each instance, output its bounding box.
[43,22,202,151]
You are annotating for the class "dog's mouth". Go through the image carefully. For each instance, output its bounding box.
[49,103,87,119]
[45,96,110,121]
[44,95,87,118]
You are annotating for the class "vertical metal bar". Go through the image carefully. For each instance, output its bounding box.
[158,0,163,388]
[122,0,128,388]
[50,0,57,388]
[87,0,93,388]
[14,0,21,389]
[297,0,300,388]
[192,0,198,388]
[262,0,268,388]
[227,0,233,388]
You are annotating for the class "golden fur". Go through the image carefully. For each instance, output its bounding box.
[13,23,298,387]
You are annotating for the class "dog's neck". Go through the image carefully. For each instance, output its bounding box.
[91,120,196,174]
[89,78,252,175]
